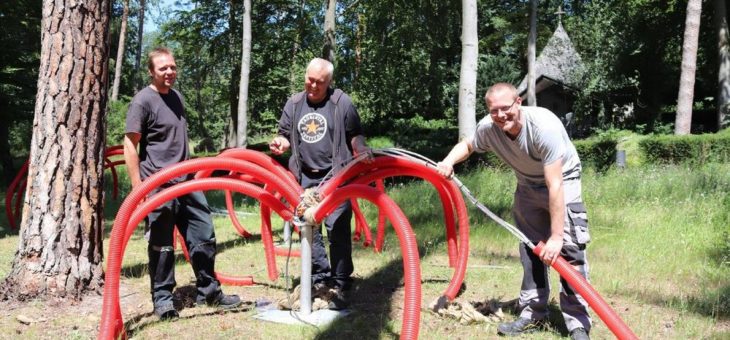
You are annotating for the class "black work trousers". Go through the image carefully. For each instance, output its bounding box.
[300,170,354,289]
[146,189,221,310]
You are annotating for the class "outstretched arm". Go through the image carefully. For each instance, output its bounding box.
[436,139,474,178]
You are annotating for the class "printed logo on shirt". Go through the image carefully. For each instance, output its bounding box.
[298,112,327,143]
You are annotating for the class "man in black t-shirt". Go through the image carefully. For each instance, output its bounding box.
[269,58,370,310]
[124,47,241,320]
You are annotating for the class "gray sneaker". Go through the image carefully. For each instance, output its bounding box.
[569,327,590,340]
[497,317,544,336]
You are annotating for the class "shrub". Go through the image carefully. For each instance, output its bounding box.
[639,133,730,165]
[574,136,618,172]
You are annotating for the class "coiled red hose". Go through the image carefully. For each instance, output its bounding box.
[313,184,421,340]
[100,164,294,339]
[347,166,468,300]
[534,242,638,340]
[5,160,28,230]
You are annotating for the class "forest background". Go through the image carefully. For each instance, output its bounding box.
[1,0,728,183]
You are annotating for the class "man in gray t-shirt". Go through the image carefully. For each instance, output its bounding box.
[124,47,240,321]
[437,83,592,340]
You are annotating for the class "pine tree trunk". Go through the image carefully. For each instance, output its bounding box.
[111,0,129,101]
[674,0,703,135]
[2,0,109,299]
[458,0,478,141]
[526,0,537,106]
[716,0,730,130]
[322,0,336,63]
[236,0,251,148]
[134,0,145,92]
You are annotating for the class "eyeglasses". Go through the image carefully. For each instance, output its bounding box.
[489,98,517,116]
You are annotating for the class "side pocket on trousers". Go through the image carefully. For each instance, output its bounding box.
[567,202,590,246]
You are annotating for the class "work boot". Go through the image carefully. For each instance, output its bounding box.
[569,327,590,340]
[154,303,179,321]
[497,317,544,336]
[327,286,349,310]
[196,291,242,310]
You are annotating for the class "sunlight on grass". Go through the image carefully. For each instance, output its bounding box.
[0,162,728,338]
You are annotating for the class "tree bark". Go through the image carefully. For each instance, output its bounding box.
[236,0,251,148]
[111,0,129,101]
[716,0,730,130]
[2,0,109,299]
[526,0,537,106]
[458,0,478,141]
[322,0,336,63]
[674,0,702,135]
[134,0,145,92]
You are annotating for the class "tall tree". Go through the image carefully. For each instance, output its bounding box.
[236,0,251,147]
[134,0,145,91]
[323,0,336,62]
[526,0,537,106]
[716,0,730,130]
[2,0,109,299]
[675,0,703,135]
[458,0,477,140]
[111,0,130,101]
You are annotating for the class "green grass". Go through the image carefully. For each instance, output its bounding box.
[0,162,728,339]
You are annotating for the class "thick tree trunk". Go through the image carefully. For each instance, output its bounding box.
[674,0,702,135]
[111,0,129,101]
[526,0,537,106]
[716,0,730,130]
[134,0,145,91]
[236,0,251,148]
[2,0,109,299]
[458,0,477,141]
[322,0,336,63]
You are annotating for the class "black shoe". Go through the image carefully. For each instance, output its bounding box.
[327,287,349,310]
[154,304,179,321]
[570,327,590,340]
[196,292,242,310]
[497,317,543,336]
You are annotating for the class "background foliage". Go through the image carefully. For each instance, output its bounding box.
[0,0,726,183]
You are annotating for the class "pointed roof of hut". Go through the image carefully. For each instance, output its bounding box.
[517,22,585,94]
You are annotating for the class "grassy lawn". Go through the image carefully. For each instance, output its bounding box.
[0,162,727,339]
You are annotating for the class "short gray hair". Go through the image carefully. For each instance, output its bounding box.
[306,58,334,80]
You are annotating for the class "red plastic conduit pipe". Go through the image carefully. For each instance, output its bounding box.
[313,184,421,340]
[347,166,468,300]
[533,242,638,340]
[100,171,293,339]
[5,160,28,230]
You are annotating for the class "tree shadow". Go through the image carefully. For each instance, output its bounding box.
[120,234,263,279]
[313,258,405,340]
[123,284,255,337]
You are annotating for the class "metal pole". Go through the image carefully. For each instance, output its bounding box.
[299,222,312,315]
[283,221,292,245]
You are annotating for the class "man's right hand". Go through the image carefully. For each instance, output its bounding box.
[436,161,454,178]
[269,136,290,155]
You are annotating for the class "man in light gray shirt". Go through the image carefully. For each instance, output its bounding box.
[437,83,591,340]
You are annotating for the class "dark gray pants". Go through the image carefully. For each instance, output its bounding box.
[146,190,221,310]
[512,179,592,332]
[300,170,354,289]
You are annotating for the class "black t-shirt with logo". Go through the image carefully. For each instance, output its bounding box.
[278,89,363,172]
[125,86,190,183]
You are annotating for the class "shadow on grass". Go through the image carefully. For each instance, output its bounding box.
[120,234,263,279]
[314,258,405,340]
[123,284,255,338]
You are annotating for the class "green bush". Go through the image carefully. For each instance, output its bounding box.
[107,97,130,146]
[574,136,618,172]
[639,133,730,165]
